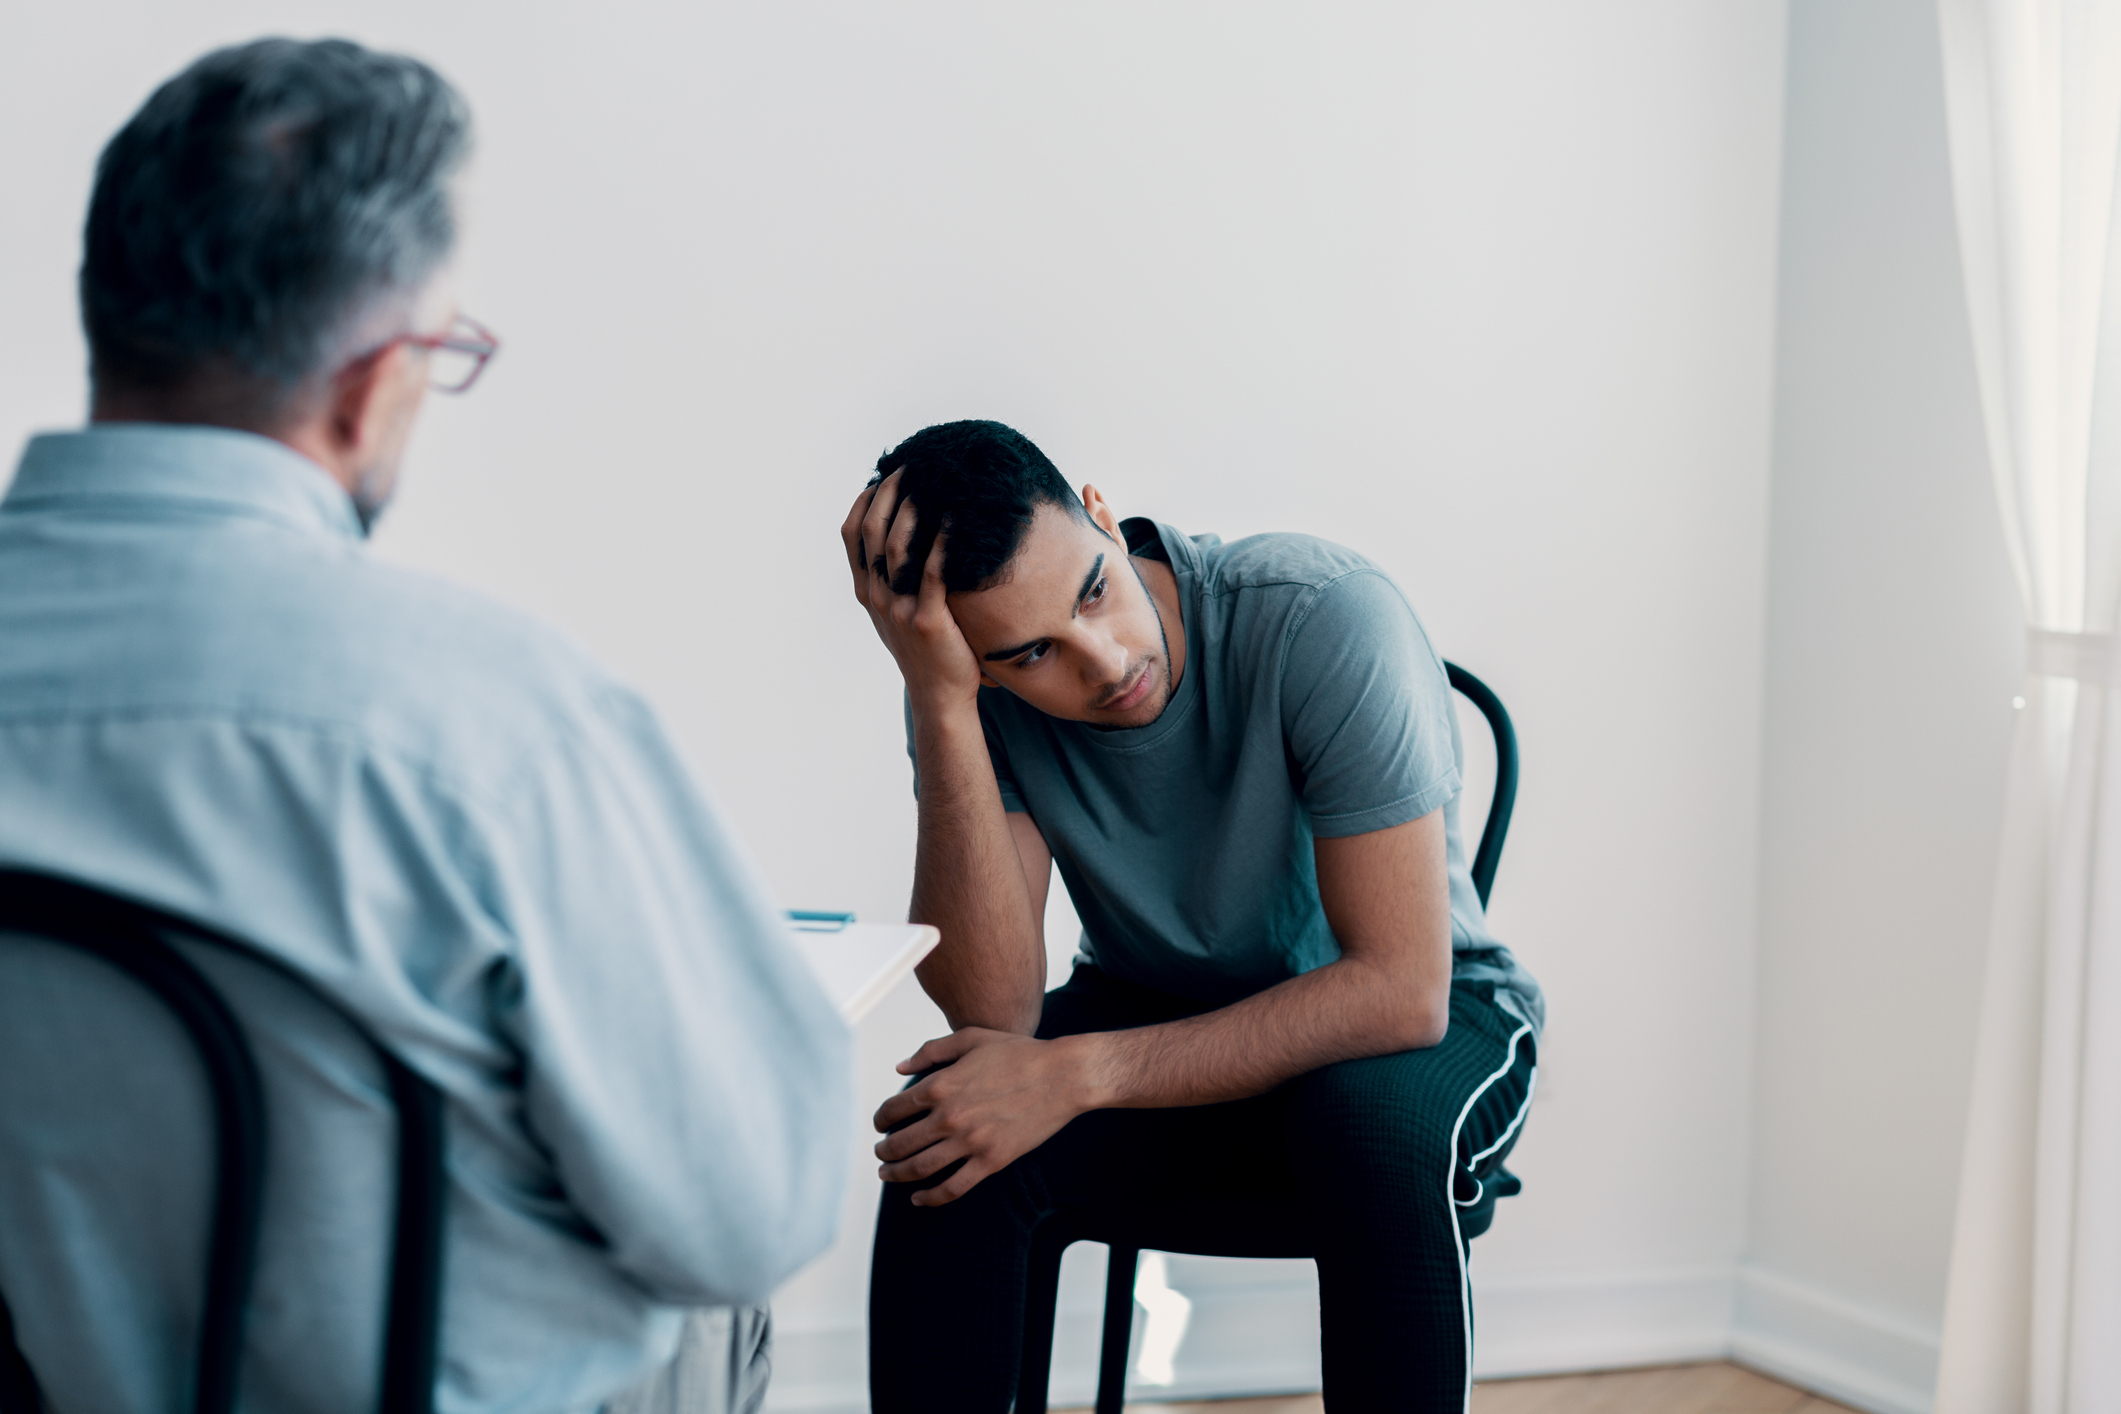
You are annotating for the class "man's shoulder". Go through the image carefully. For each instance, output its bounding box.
[334,552,606,690]
[3,516,632,794]
[1181,530,1429,680]
[1195,530,1392,603]
[267,550,632,775]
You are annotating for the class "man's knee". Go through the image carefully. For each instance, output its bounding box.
[1292,1048,1461,1161]
[1288,1060,1457,1222]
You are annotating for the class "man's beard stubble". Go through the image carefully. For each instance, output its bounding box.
[1085,555,1178,732]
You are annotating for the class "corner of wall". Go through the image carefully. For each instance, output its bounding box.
[1732,1265,1939,1414]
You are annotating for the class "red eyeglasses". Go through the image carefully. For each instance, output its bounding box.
[399,314,501,393]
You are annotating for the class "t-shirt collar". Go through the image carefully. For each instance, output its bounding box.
[3,423,366,542]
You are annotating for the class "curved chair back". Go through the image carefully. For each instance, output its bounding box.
[0,870,446,1414]
[1444,661,1519,907]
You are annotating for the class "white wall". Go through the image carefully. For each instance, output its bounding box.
[0,3,1790,1407]
[1736,4,2025,1412]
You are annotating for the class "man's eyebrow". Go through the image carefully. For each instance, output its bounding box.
[1072,553,1106,610]
[980,553,1106,663]
[982,640,1043,662]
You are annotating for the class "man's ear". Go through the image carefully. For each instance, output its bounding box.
[323,343,405,456]
[979,670,1002,689]
[1080,483,1125,545]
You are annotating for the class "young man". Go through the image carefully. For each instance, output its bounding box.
[842,420,1543,1412]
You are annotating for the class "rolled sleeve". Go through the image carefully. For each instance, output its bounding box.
[1280,571,1460,839]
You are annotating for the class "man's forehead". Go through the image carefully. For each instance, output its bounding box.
[949,506,1106,629]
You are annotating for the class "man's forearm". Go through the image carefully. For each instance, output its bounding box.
[1072,954,1449,1110]
[909,707,1046,1033]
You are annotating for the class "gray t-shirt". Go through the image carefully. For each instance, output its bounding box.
[910,518,1542,1032]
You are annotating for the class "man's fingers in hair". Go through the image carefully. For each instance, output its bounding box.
[860,469,904,583]
[866,543,903,621]
[912,535,951,626]
[862,518,905,622]
[883,490,920,591]
[842,484,878,602]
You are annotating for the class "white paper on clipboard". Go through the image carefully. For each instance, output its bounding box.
[788,923,940,1023]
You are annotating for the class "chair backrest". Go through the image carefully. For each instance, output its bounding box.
[1443,662,1519,906]
[0,870,446,1414]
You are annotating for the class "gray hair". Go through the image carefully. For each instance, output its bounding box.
[80,37,471,410]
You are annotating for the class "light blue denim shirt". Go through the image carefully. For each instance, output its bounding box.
[0,425,852,1412]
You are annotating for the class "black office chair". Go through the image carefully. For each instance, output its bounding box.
[1016,661,1520,1414]
[0,870,448,1414]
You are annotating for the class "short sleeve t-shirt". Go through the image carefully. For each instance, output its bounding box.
[908,518,1543,1032]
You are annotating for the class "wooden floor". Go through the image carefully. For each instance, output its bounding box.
[1062,1361,1860,1414]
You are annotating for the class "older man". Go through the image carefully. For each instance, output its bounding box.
[0,39,848,1414]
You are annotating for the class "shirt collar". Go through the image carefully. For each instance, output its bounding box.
[3,423,366,542]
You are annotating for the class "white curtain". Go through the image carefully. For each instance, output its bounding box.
[1935,2,2121,1411]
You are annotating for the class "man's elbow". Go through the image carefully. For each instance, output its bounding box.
[640,1074,855,1304]
[946,997,1043,1036]
[932,972,1046,1036]
[706,1198,842,1305]
[1393,986,1451,1051]
[639,1169,845,1307]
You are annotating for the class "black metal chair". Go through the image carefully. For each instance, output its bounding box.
[1016,661,1520,1414]
[0,870,448,1414]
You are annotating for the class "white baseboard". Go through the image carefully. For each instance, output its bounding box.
[764,1261,1941,1414]
[1472,1266,1734,1379]
[765,1262,1735,1413]
[1730,1265,1939,1414]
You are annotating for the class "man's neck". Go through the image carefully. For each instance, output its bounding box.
[92,390,358,501]
[1134,553,1187,691]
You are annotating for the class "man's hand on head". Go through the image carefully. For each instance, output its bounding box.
[872,1028,1111,1207]
[841,469,985,722]
[840,466,1049,1036]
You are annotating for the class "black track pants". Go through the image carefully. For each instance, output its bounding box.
[867,965,1538,1412]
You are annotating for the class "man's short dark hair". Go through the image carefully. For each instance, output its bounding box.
[80,37,470,413]
[870,421,1093,595]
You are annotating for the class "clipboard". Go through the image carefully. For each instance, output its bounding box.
[787,919,940,1022]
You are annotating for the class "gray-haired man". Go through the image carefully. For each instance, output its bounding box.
[0,39,848,1413]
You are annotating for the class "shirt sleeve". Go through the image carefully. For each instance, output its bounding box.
[903,688,1028,814]
[1280,570,1461,838]
[481,684,853,1307]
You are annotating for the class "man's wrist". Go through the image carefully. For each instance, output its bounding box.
[1052,1031,1128,1112]
[907,689,982,739]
